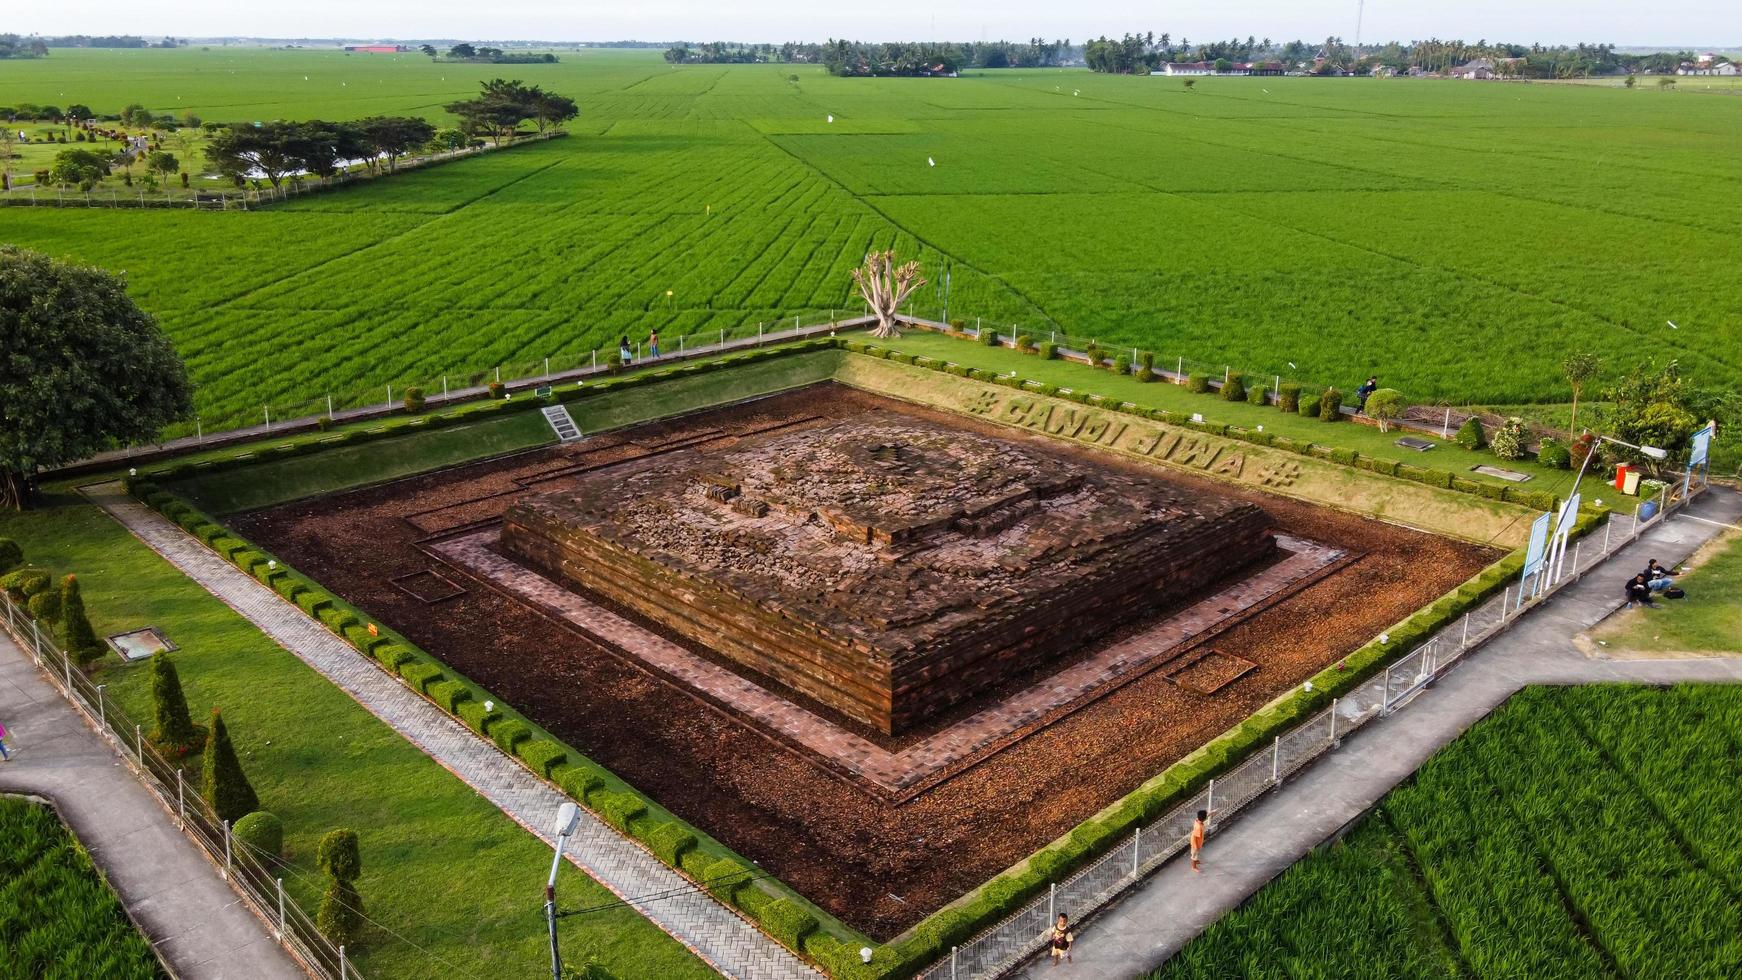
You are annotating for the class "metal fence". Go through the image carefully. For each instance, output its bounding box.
[917,486,1703,979]
[0,592,360,980]
[81,311,869,473]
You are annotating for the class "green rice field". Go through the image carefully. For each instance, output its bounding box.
[3,48,1740,435]
[0,796,163,979]
[1152,683,1742,980]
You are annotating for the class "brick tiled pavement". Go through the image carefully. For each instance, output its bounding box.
[83,482,817,980]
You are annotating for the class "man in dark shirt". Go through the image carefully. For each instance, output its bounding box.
[1355,376,1378,413]
[1626,574,1654,608]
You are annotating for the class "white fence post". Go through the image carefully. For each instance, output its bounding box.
[277,878,286,938]
[177,769,185,828]
[1329,698,1338,744]
[96,684,106,730]
[1461,612,1470,649]
[1132,827,1141,877]
[1206,779,1215,821]
[1571,541,1582,575]
[951,945,958,979]
[1048,882,1055,922]
[135,725,143,765]
[340,945,347,979]
[223,819,231,879]
[1603,520,1612,554]
[1272,735,1281,783]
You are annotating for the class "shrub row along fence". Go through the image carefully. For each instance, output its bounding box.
[0,131,564,211]
[914,485,1702,980]
[70,311,867,476]
[0,593,361,980]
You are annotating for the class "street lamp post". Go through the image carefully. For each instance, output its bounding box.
[545,802,582,980]
[1549,433,1667,583]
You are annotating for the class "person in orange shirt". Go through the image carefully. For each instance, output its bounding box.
[1190,809,1210,872]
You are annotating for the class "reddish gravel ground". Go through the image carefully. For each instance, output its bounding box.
[233,385,1497,938]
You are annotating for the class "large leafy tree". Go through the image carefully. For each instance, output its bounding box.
[531,91,579,133]
[0,246,193,509]
[204,122,304,188]
[48,147,111,190]
[1600,360,1701,475]
[294,120,369,181]
[445,78,544,146]
[356,116,436,172]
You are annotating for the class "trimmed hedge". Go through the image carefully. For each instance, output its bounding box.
[1186,373,1210,393]
[397,661,445,694]
[1246,384,1268,406]
[762,898,820,949]
[1036,342,1056,360]
[1298,394,1320,418]
[648,822,698,866]
[1276,382,1301,412]
[1319,387,1344,421]
[457,699,504,737]
[1219,373,1246,402]
[516,739,569,777]
[595,790,647,833]
[490,719,531,754]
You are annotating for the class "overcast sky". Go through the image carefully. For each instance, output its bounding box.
[14,1,1738,47]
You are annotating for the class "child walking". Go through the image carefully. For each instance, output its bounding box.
[1190,809,1210,872]
[0,720,10,761]
[1049,912,1074,965]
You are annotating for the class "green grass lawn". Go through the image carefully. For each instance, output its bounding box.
[1152,683,1742,979]
[4,48,1740,431]
[0,497,713,980]
[0,796,164,980]
[1595,531,1742,654]
[879,331,1584,494]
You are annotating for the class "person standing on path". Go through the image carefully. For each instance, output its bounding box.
[1355,376,1379,413]
[1049,913,1074,965]
[1190,809,1210,872]
[0,720,10,760]
[649,330,660,359]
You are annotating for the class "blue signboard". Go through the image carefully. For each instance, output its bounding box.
[1521,512,1552,580]
[1690,424,1714,467]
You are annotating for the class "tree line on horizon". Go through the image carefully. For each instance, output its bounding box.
[1081,33,1715,77]
[664,38,1069,75]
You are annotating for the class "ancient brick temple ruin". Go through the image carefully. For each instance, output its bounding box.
[501,417,1275,735]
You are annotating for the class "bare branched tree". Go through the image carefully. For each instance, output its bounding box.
[852,250,926,339]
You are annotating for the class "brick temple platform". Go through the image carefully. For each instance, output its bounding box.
[499,417,1275,735]
[433,530,1343,798]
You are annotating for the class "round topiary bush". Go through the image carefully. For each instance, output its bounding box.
[1319,387,1344,421]
[1491,417,1528,460]
[1363,388,1406,432]
[1247,384,1268,406]
[1187,373,1210,394]
[1112,355,1131,376]
[1016,334,1034,352]
[1220,373,1246,402]
[234,811,284,862]
[0,538,22,575]
[1084,343,1102,365]
[1454,416,1487,450]
[981,328,999,347]
[1537,437,1572,470]
[1037,342,1057,360]
[27,589,62,624]
[1,567,52,602]
[402,386,425,414]
[1276,383,1301,413]
[1298,394,1321,418]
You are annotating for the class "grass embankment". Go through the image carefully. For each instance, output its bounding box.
[0,499,713,980]
[879,332,1581,493]
[1591,531,1742,656]
[1152,684,1742,979]
[0,796,164,980]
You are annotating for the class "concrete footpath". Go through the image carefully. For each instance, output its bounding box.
[1017,487,1742,979]
[0,632,306,980]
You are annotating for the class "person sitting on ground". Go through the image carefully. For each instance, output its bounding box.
[1644,559,1676,592]
[1626,573,1654,608]
[1049,912,1074,966]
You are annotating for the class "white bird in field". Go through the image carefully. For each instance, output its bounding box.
[1074,89,1080,96]
[1288,362,1297,369]
[1667,320,1679,329]
[827,114,834,122]
[304,75,309,80]
[928,156,935,166]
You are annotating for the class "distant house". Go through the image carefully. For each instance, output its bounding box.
[1451,58,1495,79]
[344,45,407,54]
[1678,59,1738,76]
[1163,62,1215,76]
[1241,61,1285,76]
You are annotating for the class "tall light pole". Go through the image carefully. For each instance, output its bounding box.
[1549,433,1667,583]
[546,802,581,980]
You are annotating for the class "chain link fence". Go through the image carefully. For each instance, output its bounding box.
[0,593,361,980]
[918,488,1701,979]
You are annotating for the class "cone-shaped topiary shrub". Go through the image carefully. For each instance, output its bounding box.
[58,575,105,666]
[202,710,259,824]
[1136,352,1155,382]
[1454,416,1487,450]
[149,652,206,757]
[1319,388,1344,421]
[317,829,364,946]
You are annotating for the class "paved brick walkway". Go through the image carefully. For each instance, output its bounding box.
[0,632,306,980]
[82,482,816,980]
[436,529,1342,797]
